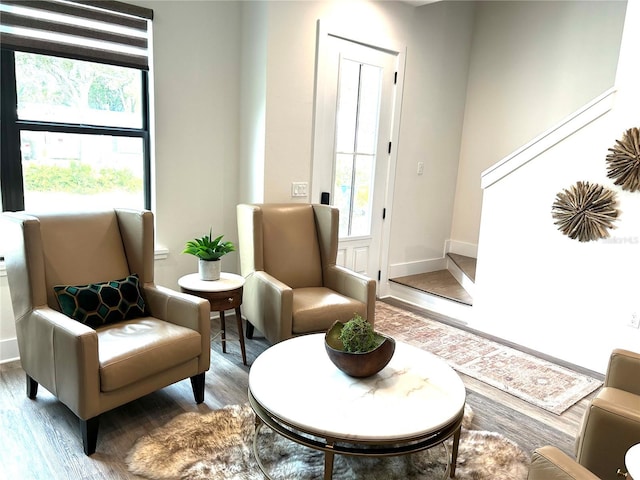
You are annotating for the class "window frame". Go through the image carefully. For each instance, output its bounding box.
[0,48,152,212]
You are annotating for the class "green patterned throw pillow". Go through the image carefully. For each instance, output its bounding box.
[54,274,147,329]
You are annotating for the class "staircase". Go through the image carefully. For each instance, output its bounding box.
[389,253,476,306]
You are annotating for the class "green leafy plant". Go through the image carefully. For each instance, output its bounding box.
[182,229,235,261]
[338,314,378,353]
[24,162,142,194]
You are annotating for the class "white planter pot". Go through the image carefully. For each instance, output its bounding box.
[199,259,221,281]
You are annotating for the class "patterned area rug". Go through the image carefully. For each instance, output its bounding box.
[375,301,602,414]
[127,404,529,480]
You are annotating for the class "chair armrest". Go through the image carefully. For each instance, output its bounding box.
[143,284,210,331]
[605,349,640,395]
[143,285,211,372]
[243,271,293,343]
[324,265,376,324]
[529,446,600,480]
[25,308,100,419]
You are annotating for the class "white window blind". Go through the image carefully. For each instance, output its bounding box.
[0,0,153,69]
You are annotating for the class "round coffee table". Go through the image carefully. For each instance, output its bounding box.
[248,333,466,480]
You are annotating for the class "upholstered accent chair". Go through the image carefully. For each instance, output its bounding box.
[528,348,640,480]
[2,209,211,455]
[236,203,376,345]
[575,348,640,479]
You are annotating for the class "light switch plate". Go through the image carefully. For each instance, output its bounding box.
[291,182,308,197]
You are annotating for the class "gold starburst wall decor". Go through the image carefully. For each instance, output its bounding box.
[551,181,619,242]
[606,127,640,192]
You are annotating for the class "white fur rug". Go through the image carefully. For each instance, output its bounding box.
[126,404,529,480]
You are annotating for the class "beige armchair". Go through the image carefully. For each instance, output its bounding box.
[528,348,640,480]
[236,203,376,344]
[2,209,211,455]
[575,348,640,479]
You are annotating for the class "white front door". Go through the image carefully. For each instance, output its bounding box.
[312,33,399,290]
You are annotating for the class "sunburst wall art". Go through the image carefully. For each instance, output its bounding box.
[551,181,619,242]
[606,127,640,192]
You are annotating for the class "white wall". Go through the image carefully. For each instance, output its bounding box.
[141,0,242,286]
[235,0,477,285]
[260,0,416,204]
[387,1,475,277]
[238,1,267,205]
[451,0,627,248]
[0,271,19,361]
[473,0,639,374]
[257,0,476,281]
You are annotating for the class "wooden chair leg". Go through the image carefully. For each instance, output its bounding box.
[190,372,205,404]
[246,321,255,339]
[26,374,38,399]
[235,307,247,365]
[80,416,99,456]
[220,310,227,353]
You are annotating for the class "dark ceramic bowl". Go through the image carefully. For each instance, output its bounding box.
[324,320,396,378]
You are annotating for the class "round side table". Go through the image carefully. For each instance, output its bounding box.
[178,272,247,366]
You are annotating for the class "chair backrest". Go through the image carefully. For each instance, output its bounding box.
[238,204,338,288]
[3,209,153,314]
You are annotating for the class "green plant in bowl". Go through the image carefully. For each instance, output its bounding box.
[182,229,235,260]
[338,313,380,353]
[325,315,395,377]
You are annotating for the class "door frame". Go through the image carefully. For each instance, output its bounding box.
[311,19,406,297]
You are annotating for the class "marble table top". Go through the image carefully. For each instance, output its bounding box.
[249,333,466,442]
[178,272,244,292]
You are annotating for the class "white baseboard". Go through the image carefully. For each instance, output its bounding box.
[383,282,474,324]
[0,337,19,364]
[387,257,446,279]
[445,240,478,258]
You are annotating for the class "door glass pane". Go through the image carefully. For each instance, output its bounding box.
[351,154,375,236]
[356,64,382,155]
[21,131,145,211]
[334,59,359,153]
[334,153,353,237]
[15,52,142,129]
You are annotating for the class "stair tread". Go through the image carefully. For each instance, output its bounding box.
[447,253,477,282]
[390,270,473,306]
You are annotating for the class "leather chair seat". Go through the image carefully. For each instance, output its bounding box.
[97,318,202,392]
[292,287,367,334]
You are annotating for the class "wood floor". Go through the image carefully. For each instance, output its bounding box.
[0,301,594,479]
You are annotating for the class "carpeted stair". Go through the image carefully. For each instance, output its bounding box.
[390,253,476,305]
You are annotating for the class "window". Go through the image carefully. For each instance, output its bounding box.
[0,0,153,213]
